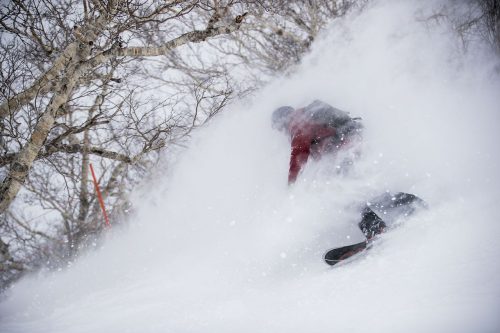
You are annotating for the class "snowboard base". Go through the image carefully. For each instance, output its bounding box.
[324,241,368,266]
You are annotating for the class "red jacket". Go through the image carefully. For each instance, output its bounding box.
[287,109,341,183]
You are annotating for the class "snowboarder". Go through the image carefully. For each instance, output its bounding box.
[272,101,426,265]
[272,100,363,184]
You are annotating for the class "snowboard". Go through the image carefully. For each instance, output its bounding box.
[324,240,369,266]
[323,192,427,266]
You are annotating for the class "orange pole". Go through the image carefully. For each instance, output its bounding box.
[89,163,110,228]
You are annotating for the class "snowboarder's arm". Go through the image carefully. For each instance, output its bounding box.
[288,133,311,184]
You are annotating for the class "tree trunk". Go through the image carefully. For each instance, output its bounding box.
[0,75,79,213]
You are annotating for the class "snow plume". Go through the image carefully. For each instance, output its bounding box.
[1,0,499,332]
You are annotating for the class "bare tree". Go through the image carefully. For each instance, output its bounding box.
[0,0,250,212]
[474,0,500,51]
[433,0,500,53]
[0,0,252,286]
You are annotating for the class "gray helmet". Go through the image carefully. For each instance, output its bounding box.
[271,106,294,131]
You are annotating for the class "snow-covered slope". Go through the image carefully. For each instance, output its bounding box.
[1,1,499,332]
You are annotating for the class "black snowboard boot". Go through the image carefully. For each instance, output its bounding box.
[359,207,386,240]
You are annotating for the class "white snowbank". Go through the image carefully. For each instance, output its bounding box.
[1,0,500,332]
